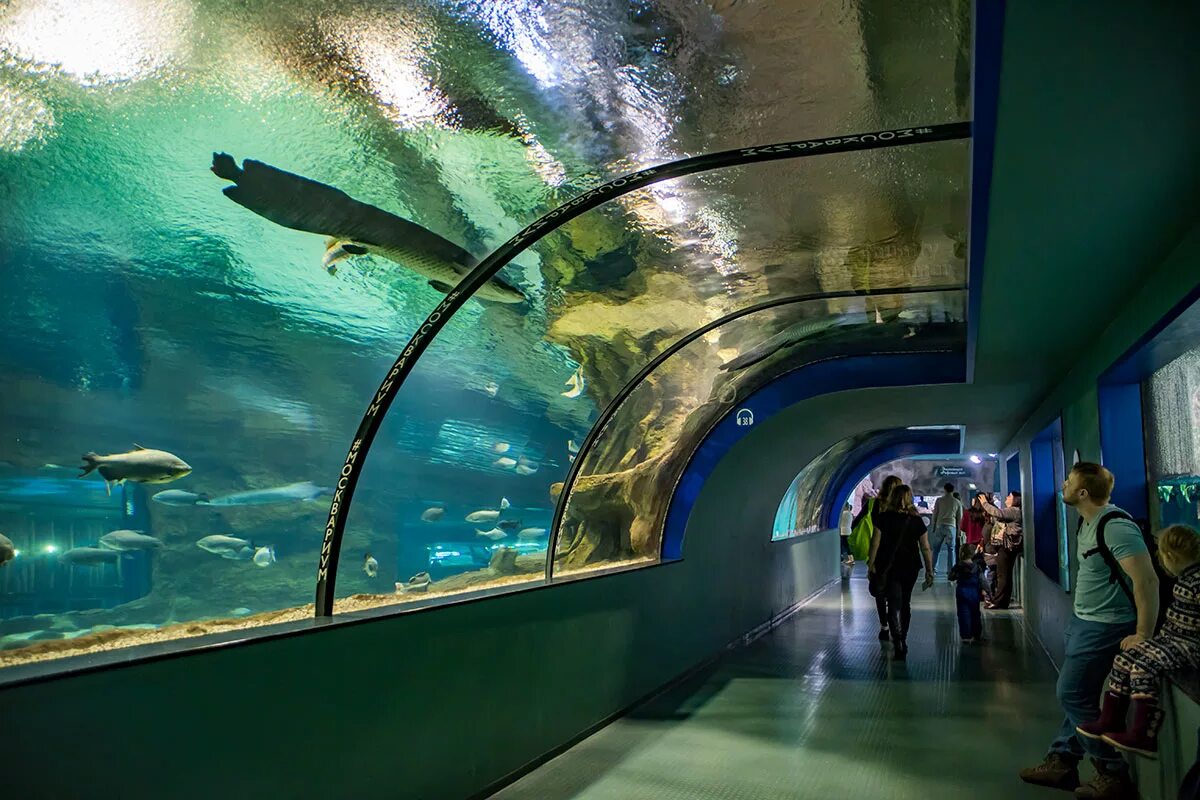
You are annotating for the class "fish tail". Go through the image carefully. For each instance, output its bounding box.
[79,453,101,478]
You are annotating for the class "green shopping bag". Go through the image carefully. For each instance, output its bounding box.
[848,496,874,561]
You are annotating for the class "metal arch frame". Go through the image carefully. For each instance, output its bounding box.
[544,284,964,581]
[314,121,971,615]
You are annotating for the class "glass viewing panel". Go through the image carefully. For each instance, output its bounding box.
[772,437,863,541]
[0,0,971,671]
[1144,346,1200,528]
[556,290,967,577]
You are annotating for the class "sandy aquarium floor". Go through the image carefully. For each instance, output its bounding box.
[0,556,656,669]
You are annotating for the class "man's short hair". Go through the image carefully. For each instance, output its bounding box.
[944,482,954,493]
[1070,462,1114,502]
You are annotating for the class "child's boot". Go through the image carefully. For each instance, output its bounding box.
[1076,691,1130,740]
[1103,695,1164,758]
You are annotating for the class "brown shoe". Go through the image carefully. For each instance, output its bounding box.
[1019,753,1080,791]
[1073,762,1137,799]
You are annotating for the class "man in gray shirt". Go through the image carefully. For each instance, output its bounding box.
[929,482,963,575]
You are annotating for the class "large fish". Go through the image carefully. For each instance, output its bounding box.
[198,481,331,507]
[211,154,526,304]
[59,547,121,566]
[0,533,14,566]
[196,535,254,560]
[79,446,192,489]
[152,489,209,506]
[718,317,854,372]
[98,530,163,551]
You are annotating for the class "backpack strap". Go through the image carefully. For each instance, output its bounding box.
[1081,510,1136,604]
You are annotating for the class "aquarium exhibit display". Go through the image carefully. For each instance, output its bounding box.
[0,0,973,670]
[1145,345,1200,528]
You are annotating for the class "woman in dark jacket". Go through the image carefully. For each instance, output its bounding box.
[979,491,1022,609]
[861,474,904,640]
[868,485,935,659]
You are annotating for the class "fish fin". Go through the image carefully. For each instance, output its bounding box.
[132,443,146,450]
[211,152,243,182]
[500,497,510,510]
[428,280,455,294]
[79,453,101,478]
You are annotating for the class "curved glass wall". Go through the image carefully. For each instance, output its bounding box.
[772,436,868,541]
[556,290,966,577]
[0,0,971,670]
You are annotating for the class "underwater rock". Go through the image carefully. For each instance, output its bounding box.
[396,572,432,594]
[27,630,64,641]
[488,546,519,575]
[49,617,79,632]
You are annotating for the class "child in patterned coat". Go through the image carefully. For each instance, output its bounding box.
[1077,524,1200,757]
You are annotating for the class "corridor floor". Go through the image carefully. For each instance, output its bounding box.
[494,572,1068,800]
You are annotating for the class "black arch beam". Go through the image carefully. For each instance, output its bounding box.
[315,121,971,616]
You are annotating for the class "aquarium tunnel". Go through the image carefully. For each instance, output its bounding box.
[3,1,1200,798]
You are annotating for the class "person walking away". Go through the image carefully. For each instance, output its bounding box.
[1019,463,1158,799]
[930,483,964,576]
[979,492,1023,610]
[1077,524,1200,758]
[949,543,984,643]
[862,475,904,641]
[868,485,934,660]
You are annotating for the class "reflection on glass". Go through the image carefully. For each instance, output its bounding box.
[556,291,967,577]
[0,0,970,671]
[773,438,860,540]
[1145,347,1200,528]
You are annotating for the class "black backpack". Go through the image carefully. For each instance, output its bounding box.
[1080,510,1174,632]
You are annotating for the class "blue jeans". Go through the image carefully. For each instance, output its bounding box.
[955,588,982,639]
[929,524,957,573]
[1048,615,1136,773]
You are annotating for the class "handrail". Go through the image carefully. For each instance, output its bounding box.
[545,285,965,581]
[314,121,971,615]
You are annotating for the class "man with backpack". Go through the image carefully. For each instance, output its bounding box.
[1019,462,1160,799]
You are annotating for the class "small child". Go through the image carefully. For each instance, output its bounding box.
[949,543,984,643]
[1077,524,1200,757]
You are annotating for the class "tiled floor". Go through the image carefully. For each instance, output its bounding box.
[494,571,1070,799]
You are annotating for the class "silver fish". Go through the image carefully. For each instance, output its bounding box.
[152,489,209,506]
[211,154,526,304]
[98,530,163,551]
[79,446,192,488]
[252,546,276,567]
[494,457,517,469]
[465,510,500,524]
[476,528,507,540]
[492,442,510,454]
[515,464,538,476]
[420,507,445,522]
[517,527,547,539]
[0,533,15,566]
[363,554,379,578]
[198,481,330,507]
[196,535,254,560]
[59,547,121,566]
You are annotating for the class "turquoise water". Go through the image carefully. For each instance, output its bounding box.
[0,0,971,663]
